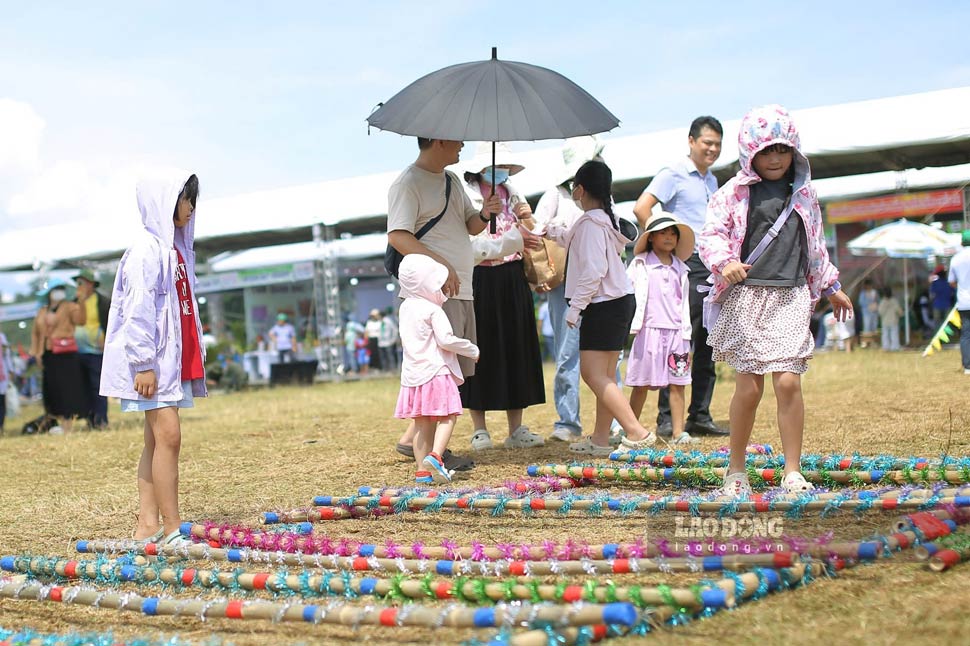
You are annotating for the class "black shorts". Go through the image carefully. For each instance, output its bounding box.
[578,294,635,351]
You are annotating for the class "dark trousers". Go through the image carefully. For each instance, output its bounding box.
[0,390,6,431]
[657,253,718,425]
[79,352,109,428]
[961,311,970,370]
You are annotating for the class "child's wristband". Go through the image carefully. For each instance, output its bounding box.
[822,281,842,297]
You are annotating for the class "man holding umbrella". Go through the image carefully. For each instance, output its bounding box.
[387,137,502,470]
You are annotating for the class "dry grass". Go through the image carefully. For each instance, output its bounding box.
[0,348,969,645]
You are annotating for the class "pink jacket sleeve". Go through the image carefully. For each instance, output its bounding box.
[698,185,738,275]
[566,224,609,326]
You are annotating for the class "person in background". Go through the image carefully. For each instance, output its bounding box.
[269,313,297,363]
[856,279,879,347]
[878,286,903,351]
[460,143,545,451]
[355,330,370,375]
[929,265,955,330]
[948,230,970,374]
[341,315,364,374]
[73,269,111,429]
[31,278,90,434]
[537,300,554,362]
[365,309,384,372]
[633,116,729,438]
[0,332,9,433]
[379,308,400,372]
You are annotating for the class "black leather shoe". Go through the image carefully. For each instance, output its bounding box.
[685,420,730,436]
[656,421,673,438]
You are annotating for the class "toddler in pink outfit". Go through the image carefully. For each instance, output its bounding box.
[394,254,480,484]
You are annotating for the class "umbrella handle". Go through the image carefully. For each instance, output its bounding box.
[489,141,497,234]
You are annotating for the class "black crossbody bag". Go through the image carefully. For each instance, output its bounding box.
[384,174,452,278]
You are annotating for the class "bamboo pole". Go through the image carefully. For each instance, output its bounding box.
[611,451,970,471]
[5,556,736,611]
[526,464,970,486]
[275,494,970,519]
[0,581,639,628]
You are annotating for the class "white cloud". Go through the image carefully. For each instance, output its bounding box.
[0,99,45,175]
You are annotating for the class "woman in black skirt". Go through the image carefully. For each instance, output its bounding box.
[460,146,546,450]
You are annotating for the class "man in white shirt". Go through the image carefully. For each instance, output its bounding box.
[948,230,970,374]
[633,116,728,437]
[269,313,297,363]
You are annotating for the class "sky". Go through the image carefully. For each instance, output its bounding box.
[1,0,969,296]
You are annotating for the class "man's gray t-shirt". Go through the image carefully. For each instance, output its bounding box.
[741,178,807,287]
[387,165,480,301]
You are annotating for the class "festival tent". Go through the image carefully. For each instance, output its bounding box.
[2,86,970,271]
[846,219,962,345]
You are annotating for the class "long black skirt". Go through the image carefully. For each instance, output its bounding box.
[42,351,89,418]
[460,260,545,411]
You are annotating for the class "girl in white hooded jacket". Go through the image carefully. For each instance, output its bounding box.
[394,254,480,484]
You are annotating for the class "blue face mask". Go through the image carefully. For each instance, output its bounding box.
[480,167,510,185]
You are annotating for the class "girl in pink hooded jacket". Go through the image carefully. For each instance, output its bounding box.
[698,105,852,498]
[100,170,206,546]
[394,253,480,484]
[543,161,658,455]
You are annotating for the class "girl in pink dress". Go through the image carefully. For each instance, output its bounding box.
[625,212,698,445]
[394,254,480,484]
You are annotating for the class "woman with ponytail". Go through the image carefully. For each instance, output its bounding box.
[540,161,658,455]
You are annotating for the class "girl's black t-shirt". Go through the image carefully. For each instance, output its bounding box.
[741,178,808,287]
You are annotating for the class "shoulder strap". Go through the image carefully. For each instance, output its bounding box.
[743,195,793,265]
[415,174,452,240]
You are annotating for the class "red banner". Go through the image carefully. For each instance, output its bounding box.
[827,189,964,224]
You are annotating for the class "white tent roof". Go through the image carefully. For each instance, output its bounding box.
[3,86,970,271]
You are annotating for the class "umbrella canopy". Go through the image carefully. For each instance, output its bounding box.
[846,218,962,259]
[367,48,619,142]
[846,218,961,346]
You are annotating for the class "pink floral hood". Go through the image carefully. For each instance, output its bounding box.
[698,104,839,302]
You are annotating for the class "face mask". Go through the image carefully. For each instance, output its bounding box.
[49,288,66,303]
[480,167,510,186]
[571,187,584,210]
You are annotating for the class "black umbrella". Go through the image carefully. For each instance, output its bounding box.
[368,47,619,231]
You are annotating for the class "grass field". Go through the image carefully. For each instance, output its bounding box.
[0,348,968,645]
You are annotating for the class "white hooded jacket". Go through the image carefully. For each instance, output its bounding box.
[100,169,207,401]
[397,255,479,387]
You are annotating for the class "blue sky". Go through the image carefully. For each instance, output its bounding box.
[1,1,968,295]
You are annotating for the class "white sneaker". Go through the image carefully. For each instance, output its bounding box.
[48,426,64,436]
[503,426,545,449]
[964,369,970,375]
[470,429,494,451]
[550,427,580,442]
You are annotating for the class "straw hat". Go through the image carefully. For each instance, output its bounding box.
[633,212,695,260]
[461,141,524,177]
[558,136,606,185]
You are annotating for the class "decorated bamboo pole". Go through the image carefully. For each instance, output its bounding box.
[502,562,828,646]
[3,555,735,611]
[274,494,970,519]
[80,526,872,562]
[611,450,970,471]
[526,464,970,486]
[0,580,639,629]
[351,476,583,500]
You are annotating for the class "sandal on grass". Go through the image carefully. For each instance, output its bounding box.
[781,471,815,493]
[614,433,657,454]
[568,436,614,457]
[714,472,753,499]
